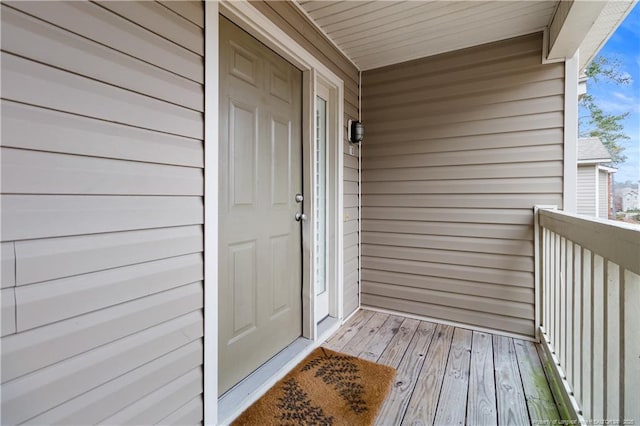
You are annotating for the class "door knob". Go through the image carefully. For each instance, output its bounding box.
[295,193,304,202]
[295,212,307,221]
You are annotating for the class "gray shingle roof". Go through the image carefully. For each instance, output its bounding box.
[578,137,612,162]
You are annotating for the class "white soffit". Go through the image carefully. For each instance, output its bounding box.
[577,0,636,71]
[296,0,558,70]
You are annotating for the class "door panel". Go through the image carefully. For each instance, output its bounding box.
[219,16,302,395]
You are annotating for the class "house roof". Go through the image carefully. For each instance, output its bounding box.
[578,137,612,163]
[294,1,635,71]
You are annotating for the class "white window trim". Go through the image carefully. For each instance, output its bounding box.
[205,2,345,423]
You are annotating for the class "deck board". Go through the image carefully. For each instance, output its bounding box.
[433,328,472,426]
[494,335,531,426]
[323,309,562,425]
[374,321,436,425]
[402,323,454,425]
[514,339,561,422]
[467,331,498,425]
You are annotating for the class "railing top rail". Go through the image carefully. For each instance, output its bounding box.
[538,208,640,275]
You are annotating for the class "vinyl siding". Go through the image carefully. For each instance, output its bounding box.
[577,165,597,216]
[250,1,361,317]
[0,2,204,425]
[598,169,609,218]
[361,33,564,338]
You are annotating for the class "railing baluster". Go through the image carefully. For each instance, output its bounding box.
[623,270,640,425]
[573,244,582,406]
[536,208,639,424]
[593,254,605,421]
[566,241,574,388]
[582,249,592,419]
[606,261,620,420]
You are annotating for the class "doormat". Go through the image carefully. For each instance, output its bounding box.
[232,347,396,425]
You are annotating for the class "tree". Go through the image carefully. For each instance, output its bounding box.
[579,55,631,165]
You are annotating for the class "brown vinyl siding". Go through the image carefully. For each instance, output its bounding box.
[1,2,204,424]
[361,33,564,338]
[250,1,361,317]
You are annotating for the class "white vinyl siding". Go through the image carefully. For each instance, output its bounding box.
[1,2,204,424]
[251,1,361,317]
[577,165,597,216]
[361,33,564,338]
[598,169,609,218]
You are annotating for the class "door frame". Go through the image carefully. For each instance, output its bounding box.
[204,1,345,423]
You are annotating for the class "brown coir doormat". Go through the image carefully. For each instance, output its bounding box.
[232,347,396,425]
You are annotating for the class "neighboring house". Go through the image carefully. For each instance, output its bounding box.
[1,1,638,425]
[577,137,616,218]
[623,189,640,211]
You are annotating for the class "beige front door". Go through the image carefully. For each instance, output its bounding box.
[218,16,303,395]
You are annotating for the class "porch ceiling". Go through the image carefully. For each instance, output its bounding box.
[294,1,636,72]
[295,1,558,70]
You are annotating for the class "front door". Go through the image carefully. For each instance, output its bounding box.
[218,16,303,395]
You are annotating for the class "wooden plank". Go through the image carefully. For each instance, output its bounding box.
[357,315,404,362]
[15,225,202,286]
[22,339,202,425]
[1,242,15,287]
[377,318,420,368]
[375,321,437,425]
[433,328,472,426]
[2,148,203,196]
[402,323,454,425]
[323,310,374,351]
[2,53,203,139]
[514,339,561,422]
[15,253,202,332]
[493,335,530,425]
[1,288,17,336]
[2,195,203,241]
[2,282,202,383]
[4,1,202,82]
[339,312,389,357]
[467,332,497,425]
[1,311,203,425]
[1,6,203,112]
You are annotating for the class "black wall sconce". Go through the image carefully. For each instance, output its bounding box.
[348,119,364,144]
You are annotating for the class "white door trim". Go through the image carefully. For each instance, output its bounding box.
[203,2,219,425]
[206,2,345,423]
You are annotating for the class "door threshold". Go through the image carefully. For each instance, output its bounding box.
[217,316,340,425]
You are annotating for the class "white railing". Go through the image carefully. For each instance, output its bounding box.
[536,208,640,425]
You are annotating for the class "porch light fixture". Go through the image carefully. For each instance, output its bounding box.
[348,119,364,144]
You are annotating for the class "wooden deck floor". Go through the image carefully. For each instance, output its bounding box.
[323,309,562,426]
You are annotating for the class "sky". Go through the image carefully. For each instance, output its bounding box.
[581,3,640,185]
